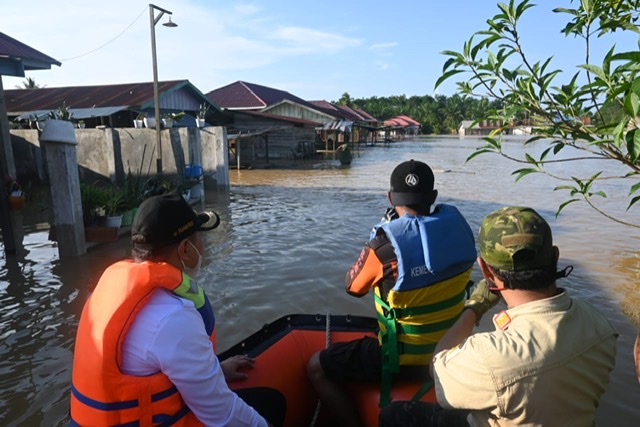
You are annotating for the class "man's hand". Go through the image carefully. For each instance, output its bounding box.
[220,355,255,382]
[464,279,500,323]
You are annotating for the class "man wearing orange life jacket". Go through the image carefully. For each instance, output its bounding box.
[70,190,270,426]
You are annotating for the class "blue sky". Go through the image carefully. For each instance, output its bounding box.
[2,0,638,102]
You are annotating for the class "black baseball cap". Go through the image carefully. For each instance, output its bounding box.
[389,159,435,206]
[131,190,220,246]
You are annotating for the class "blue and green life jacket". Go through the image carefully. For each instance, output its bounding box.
[371,204,477,405]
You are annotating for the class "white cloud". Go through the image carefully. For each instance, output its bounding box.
[270,27,362,54]
[370,42,398,50]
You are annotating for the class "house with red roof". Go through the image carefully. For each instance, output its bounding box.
[207,81,380,155]
[382,115,421,140]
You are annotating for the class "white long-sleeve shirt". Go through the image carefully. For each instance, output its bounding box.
[121,288,267,427]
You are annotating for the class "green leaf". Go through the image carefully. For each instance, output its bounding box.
[588,191,607,198]
[552,7,579,17]
[628,195,640,210]
[434,69,465,91]
[482,137,502,149]
[632,77,640,95]
[612,119,627,146]
[442,57,456,73]
[512,168,539,182]
[625,128,640,162]
[611,51,640,62]
[554,185,578,192]
[623,92,640,117]
[524,153,538,165]
[629,181,640,196]
[466,148,496,162]
[555,199,579,217]
[578,64,608,82]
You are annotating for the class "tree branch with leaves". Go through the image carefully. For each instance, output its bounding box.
[435,0,640,228]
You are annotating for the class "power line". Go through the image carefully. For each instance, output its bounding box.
[59,6,147,62]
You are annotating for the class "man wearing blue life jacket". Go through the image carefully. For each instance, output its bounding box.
[307,159,477,427]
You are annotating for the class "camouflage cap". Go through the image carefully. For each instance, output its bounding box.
[479,206,554,271]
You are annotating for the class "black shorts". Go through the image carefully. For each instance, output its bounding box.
[319,336,382,382]
[319,336,430,383]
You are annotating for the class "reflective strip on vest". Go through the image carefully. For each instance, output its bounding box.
[70,384,179,411]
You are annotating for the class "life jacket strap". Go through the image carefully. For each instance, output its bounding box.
[411,380,434,403]
[70,384,186,426]
[375,287,465,407]
[381,287,467,319]
[395,316,460,335]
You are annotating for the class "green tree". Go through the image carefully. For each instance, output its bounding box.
[338,92,352,106]
[15,77,41,89]
[436,0,640,228]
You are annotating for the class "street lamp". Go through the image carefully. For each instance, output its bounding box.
[149,3,177,175]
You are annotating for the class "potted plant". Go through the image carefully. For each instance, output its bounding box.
[143,114,156,129]
[196,103,209,128]
[77,120,86,129]
[162,111,185,128]
[134,113,145,129]
[121,170,146,226]
[48,101,74,121]
[101,187,126,228]
[80,182,111,227]
[6,178,24,210]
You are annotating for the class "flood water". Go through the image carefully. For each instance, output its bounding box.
[1,136,639,426]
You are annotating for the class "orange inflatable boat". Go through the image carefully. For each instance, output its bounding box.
[218,314,436,427]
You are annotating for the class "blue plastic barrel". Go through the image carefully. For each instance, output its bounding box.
[185,164,203,178]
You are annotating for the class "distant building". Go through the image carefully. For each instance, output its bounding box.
[458,119,531,136]
[381,115,421,140]
[5,80,220,128]
[207,80,380,152]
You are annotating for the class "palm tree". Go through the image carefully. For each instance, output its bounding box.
[15,77,41,89]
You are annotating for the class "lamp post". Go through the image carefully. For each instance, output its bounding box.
[149,3,177,175]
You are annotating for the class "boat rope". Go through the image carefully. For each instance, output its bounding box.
[309,313,331,427]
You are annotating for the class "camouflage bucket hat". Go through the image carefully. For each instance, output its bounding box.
[479,206,554,271]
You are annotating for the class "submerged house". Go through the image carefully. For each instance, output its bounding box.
[458,119,503,136]
[5,80,220,128]
[382,115,421,140]
[227,110,321,167]
[206,81,379,163]
[206,81,331,164]
[308,101,380,149]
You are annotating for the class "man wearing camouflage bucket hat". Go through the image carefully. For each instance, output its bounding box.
[380,206,618,427]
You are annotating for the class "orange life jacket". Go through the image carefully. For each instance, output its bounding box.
[70,260,215,426]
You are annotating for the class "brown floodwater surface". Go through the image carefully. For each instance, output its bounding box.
[1,136,639,426]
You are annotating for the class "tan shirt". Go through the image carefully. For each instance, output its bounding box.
[432,290,617,427]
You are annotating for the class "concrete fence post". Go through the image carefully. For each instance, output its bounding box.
[40,119,86,257]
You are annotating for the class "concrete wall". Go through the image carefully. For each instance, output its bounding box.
[10,126,229,190]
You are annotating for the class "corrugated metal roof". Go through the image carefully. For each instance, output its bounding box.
[206,81,322,113]
[235,110,321,126]
[15,106,129,121]
[308,100,379,123]
[4,80,220,115]
[396,115,421,126]
[0,31,61,70]
[384,115,421,128]
[354,108,377,122]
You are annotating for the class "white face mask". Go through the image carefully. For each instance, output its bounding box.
[180,240,202,279]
